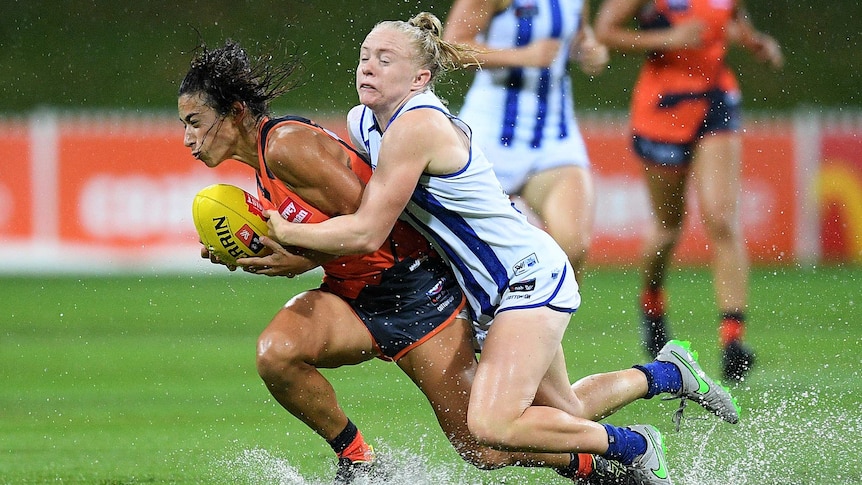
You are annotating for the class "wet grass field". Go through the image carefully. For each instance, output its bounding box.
[3,265,860,484]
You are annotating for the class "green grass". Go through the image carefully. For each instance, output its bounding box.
[2,266,860,484]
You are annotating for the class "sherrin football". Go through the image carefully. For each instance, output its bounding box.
[191,184,273,265]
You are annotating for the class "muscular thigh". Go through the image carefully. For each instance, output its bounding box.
[692,132,743,217]
[396,317,477,424]
[472,307,571,414]
[263,289,377,368]
[521,166,593,220]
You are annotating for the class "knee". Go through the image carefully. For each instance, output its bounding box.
[648,224,682,251]
[563,234,591,264]
[456,446,510,470]
[446,436,510,470]
[702,213,739,242]
[466,409,514,451]
[255,327,305,384]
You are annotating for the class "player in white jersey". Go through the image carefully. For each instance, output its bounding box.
[348,91,576,336]
[444,0,608,280]
[266,13,741,484]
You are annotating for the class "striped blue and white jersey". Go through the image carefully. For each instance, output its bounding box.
[457,0,589,190]
[348,91,579,323]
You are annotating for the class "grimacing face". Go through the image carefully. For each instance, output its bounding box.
[356,27,425,115]
[178,93,237,168]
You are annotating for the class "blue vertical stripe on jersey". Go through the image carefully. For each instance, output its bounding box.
[531,68,551,148]
[530,0,565,148]
[409,185,510,314]
[500,8,535,146]
[410,183,509,292]
[402,209,498,318]
[500,71,522,146]
[558,75,570,139]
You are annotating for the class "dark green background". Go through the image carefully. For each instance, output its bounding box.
[2,1,858,115]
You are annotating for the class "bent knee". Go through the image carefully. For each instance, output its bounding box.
[701,215,739,242]
[255,328,307,380]
[456,446,510,470]
[467,411,516,451]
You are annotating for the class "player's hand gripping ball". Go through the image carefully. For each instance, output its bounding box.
[192,184,273,265]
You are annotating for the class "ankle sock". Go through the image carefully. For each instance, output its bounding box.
[602,424,647,465]
[555,453,594,479]
[719,312,746,347]
[634,360,683,398]
[641,287,666,320]
[328,420,372,461]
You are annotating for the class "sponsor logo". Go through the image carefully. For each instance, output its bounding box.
[212,216,250,259]
[509,279,536,292]
[244,192,266,219]
[513,253,539,276]
[279,197,311,223]
[435,294,455,312]
[236,223,266,254]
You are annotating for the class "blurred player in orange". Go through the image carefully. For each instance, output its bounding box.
[594,0,783,381]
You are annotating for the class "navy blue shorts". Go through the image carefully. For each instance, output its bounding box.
[633,89,742,167]
[346,255,465,361]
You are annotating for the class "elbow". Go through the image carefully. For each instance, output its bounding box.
[351,231,386,254]
[329,228,385,255]
[593,28,611,46]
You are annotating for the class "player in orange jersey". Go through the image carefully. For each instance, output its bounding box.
[178,38,698,485]
[595,0,782,381]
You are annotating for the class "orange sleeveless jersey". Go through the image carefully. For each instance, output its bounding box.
[255,116,435,299]
[630,0,740,143]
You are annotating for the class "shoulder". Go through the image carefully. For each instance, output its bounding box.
[347,105,367,126]
[389,106,455,144]
[388,106,468,175]
[264,121,344,179]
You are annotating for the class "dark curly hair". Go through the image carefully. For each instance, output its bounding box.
[178,39,303,120]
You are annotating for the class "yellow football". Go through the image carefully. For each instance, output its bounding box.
[191,184,273,265]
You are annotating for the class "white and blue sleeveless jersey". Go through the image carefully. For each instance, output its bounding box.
[348,92,580,323]
[456,0,590,193]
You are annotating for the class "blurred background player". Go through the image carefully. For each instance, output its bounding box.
[443,0,609,283]
[594,0,783,381]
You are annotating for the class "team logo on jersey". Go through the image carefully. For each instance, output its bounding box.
[426,278,456,311]
[513,253,539,276]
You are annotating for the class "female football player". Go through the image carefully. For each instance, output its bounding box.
[594,0,782,380]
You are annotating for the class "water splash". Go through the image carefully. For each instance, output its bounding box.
[670,385,861,484]
[211,385,860,484]
[212,445,488,485]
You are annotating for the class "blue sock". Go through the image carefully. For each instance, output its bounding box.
[634,361,682,399]
[602,424,647,465]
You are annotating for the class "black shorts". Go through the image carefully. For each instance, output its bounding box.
[346,255,465,361]
[634,89,742,166]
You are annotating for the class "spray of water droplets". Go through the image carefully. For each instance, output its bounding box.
[209,385,860,485]
[669,384,861,484]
